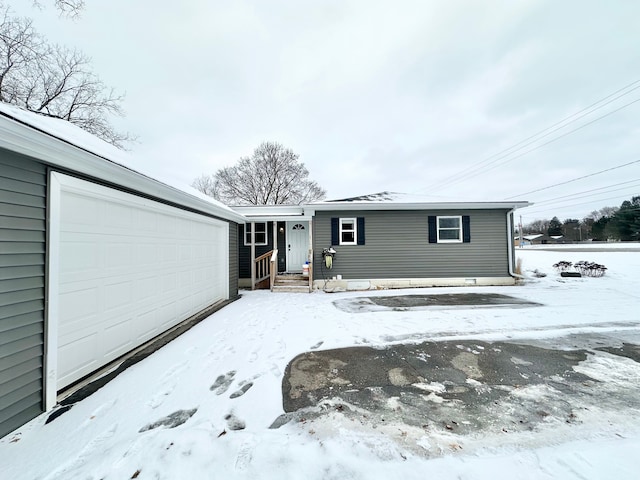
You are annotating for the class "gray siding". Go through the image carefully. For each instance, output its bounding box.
[228,224,239,298]
[0,150,45,439]
[312,209,510,279]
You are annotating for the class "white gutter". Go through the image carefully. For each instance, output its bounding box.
[506,209,526,279]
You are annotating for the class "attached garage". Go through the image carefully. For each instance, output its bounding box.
[0,103,244,438]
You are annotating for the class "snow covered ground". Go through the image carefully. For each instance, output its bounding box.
[1,246,640,479]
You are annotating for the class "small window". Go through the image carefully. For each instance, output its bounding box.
[244,222,267,246]
[339,218,357,245]
[437,216,462,243]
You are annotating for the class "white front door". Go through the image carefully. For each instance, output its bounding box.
[286,221,308,273]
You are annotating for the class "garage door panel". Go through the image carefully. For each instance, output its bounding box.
[102,318,133,358]
[58,333,98,382]
[159,244,178,264]
[105,202,133,229]
[60,240,101,274]
[162,273,177,293]
[52,173,229,390]
[105,281,133,312]
[135,309,158,344]
[59,287,100,324]
[61,192,101,226]
[105,243,134,270]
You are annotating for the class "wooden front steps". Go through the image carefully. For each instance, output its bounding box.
[272,274,310,293]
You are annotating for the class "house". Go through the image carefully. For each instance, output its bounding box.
[0,104,244,439]
[514,235,532,247]
[234,192,531,291]
[232,205,311,287]
[523,233,564,245]
[0,103,531,439]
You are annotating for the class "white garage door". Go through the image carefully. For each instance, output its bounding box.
[48,172,228,390]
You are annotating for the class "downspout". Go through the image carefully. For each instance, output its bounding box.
[507,209,525,279]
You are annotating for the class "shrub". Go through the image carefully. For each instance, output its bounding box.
[574,261,607,277]
[553,261,573,272]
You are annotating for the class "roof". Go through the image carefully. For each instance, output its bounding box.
[309,191,531,212]
[231,192,531,221]
[523,234,564,241]
[0,102,245,223]
[325,191,402,202]
[231,204,309,222]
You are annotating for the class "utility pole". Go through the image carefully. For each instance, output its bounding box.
[519,215,523,248]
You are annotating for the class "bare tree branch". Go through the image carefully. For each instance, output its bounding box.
[32,1,85,19]
[0,3,134,148]
[193,142,326,205]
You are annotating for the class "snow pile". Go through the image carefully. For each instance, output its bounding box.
[0,247,639,479]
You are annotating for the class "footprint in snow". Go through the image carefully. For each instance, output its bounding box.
[235,435,257,470]
[44,424,118,480]
[230,382,253,399]
[210,370,237,395]
[138,408,197,432]
[225,413,246,431]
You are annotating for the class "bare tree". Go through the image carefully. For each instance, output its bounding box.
[32,1,85,19]
[594,206,619,219]
[523,218,550,234]
[192,174,216,197]
[194,142,326,205]
[0,4,133,148]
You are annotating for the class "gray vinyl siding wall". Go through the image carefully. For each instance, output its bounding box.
[238,223,275,278]
[0,151,46,439]
[228,225,239,298]
[312,209,510,279]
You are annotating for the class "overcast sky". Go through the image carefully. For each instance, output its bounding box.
[10,0,640,223]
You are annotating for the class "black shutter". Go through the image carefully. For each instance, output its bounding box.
[357,217,365,245]
[331,218,339,245]
[462,215,471,243]
[428,216,437,243]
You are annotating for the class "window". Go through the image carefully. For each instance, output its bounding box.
[437,216,462,242]
[244,222,267,246]
[428,215,470,244]
[331,217,365,245]
[339,218,357,245]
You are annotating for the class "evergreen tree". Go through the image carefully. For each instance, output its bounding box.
[613,196,640,241]
[547,216,563,236]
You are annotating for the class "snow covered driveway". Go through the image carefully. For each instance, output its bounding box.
[1,247,639,479]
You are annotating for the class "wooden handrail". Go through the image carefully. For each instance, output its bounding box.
[254,250,273,286]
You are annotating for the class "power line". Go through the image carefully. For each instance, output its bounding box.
[530,179,640,206]
[505,159,640,199]
[439,97,640,192]
[521,193,639,217]
[533,185,640,206]
[423,79,640,193]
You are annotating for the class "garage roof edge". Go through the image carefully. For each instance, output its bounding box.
[0,108,246,224]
